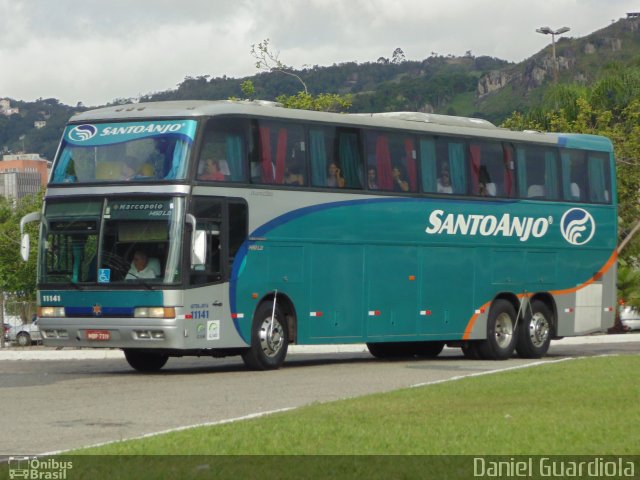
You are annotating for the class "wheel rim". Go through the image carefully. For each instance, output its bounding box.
[529,312,550,347]
[494,313,514,348]
[258,315,284,358]
[17,334,29,346]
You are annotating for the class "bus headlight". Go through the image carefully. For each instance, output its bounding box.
[39,306,65,317]
[134,307,175,319]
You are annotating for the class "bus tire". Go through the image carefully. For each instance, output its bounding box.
[516,300,552,358]
[476,299,517,360]
[124,350,168,372]
[242,301,288,370]
[413,341,445,358]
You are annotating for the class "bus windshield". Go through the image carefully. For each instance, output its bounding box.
[50,120,198,184]
[41,197,184,286]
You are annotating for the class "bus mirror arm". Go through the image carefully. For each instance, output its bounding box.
[19,212,42,262]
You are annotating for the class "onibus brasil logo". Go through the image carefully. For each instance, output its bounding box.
[9,456,73,479]
[425,208,596,246]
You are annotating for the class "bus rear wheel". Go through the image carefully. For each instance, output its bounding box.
[516,300,552,358]
[476,299,517,360]
[124,350,168,372]
[242,301,289,370]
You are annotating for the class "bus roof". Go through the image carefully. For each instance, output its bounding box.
[69,100,613,152]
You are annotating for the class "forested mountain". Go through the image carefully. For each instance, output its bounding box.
[2,15,639,160]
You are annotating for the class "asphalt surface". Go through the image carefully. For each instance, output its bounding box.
[0,334,638,457]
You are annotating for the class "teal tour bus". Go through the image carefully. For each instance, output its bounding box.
[20,101,617,371]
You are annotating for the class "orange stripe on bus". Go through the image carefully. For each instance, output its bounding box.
[462,249,617,341]
[550,249,617,296]
[463,300,491,340]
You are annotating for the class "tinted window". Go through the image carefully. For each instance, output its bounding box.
[52,120,197,184]
[365,131,417,193]
[468,141,515,198]
[251,121,306,186]
[431,137,467,195]
[197,118,248,182]
[516,145,560,200]
[560,149,611,204]
[310,127,362,189]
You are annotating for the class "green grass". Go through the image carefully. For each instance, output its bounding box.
[75,355,639,456]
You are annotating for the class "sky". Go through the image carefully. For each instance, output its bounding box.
[0,0,638,107]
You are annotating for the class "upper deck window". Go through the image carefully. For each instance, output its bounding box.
[51,120,197,184]
[251,121,308,186]
[196,118,248,183]
[516,145,561,201]
[365,131,416,193]
[309,127,362,189]
[560,149,612,204]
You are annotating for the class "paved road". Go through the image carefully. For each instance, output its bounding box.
[0,336,638,456]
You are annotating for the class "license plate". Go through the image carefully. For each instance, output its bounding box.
[86,330,110,341]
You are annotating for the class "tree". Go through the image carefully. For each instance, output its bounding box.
[275,91,352,113]
[251,38,308,94]
[617,262,640,309]
[0,192,42,329]
[240,80,256,100]
[391,48,406,64]
[248,38,352,113]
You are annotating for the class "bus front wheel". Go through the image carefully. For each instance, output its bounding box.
[124,350,168,372]
[476,299,517,360]
[516,300,552,358]
[242,301,289,370]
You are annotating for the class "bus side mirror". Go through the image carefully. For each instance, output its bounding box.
[19,211,42,262]
[192,230,207,266]
[186,213,208,266]
[20,234,30,262]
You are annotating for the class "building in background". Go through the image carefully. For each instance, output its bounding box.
[0,154,50,201]
[0,98,20,116]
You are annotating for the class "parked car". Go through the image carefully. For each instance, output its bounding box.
[8,319,42,346]
[620,305,640,331]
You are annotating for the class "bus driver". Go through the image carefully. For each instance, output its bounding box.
[126,250,161,279]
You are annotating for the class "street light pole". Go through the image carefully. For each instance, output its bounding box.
[536,26,571,83]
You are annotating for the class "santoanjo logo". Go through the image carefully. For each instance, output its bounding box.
[425,209,551,242]
[561,208,596,245]
[68,124,97,142]
[100,123,185,136]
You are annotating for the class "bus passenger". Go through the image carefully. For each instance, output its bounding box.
[392,165,409,192]
[367,167,378,190]
[199,158,226,181]
[478,166,496,196]
[121,156,138,180]
[126,250,160,279]
[437,169,453,194]
[327,162,345,188]
[121,156,153,180]
[284,165,304,186]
